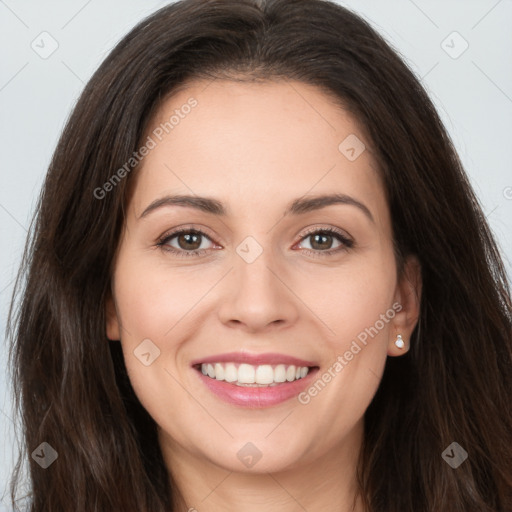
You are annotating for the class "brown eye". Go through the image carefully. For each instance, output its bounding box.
[175,231,203,251]
[309,232,337,251]
[157,228,215,257]
[297,228,354,257]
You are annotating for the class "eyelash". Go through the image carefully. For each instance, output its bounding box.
[156,225,354,259]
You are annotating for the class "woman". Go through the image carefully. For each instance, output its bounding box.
[7,0,512,510]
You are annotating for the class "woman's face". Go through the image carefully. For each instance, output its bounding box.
[106,79,420,475]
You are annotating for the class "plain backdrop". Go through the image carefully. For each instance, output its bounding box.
[1,0,511,507]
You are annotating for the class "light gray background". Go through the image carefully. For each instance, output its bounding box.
[1,0,511,507]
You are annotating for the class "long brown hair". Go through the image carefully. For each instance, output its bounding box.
[7,0,512,510]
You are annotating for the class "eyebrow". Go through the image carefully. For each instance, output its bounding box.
[139,193,374,223]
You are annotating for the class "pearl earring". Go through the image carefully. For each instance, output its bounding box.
[395,334,405,349]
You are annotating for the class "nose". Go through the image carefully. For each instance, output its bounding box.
[217,244,300,333]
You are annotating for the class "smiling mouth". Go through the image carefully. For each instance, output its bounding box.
[193,362,319,387]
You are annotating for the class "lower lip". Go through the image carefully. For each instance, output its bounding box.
[194,367,319,408]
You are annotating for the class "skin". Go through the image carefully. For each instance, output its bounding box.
[106,79,421,512]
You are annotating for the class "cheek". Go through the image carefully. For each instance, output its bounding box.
[111,256,198,425]
[110,251,236,401]
[297,253,397,346]
[294,254,396,407]
[112,254,214,342]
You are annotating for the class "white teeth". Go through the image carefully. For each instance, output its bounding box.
[238,363,255,384]
[274,364,286,383]
[255,364,274,384]
[214,363,224,381]
[199,362,311,385]
[286,365,296,382]
[224,363,238,382]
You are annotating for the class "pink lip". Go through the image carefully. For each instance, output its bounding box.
[190,351,317,367]
[194,367,320,408]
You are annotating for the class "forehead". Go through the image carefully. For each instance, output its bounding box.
[130,79,387,224]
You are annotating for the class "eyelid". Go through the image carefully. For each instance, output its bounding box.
[297,225,353,244]
[156,224,354,257]
[293,225,354,257]
[156,225,220,257]
[157,223,220,245]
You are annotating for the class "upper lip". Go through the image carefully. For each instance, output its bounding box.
[191,351,318,367]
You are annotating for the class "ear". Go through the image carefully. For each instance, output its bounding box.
[387,254,422,356]
[105,289,121,341]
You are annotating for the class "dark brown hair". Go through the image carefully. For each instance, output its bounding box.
[7,0,512,510]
